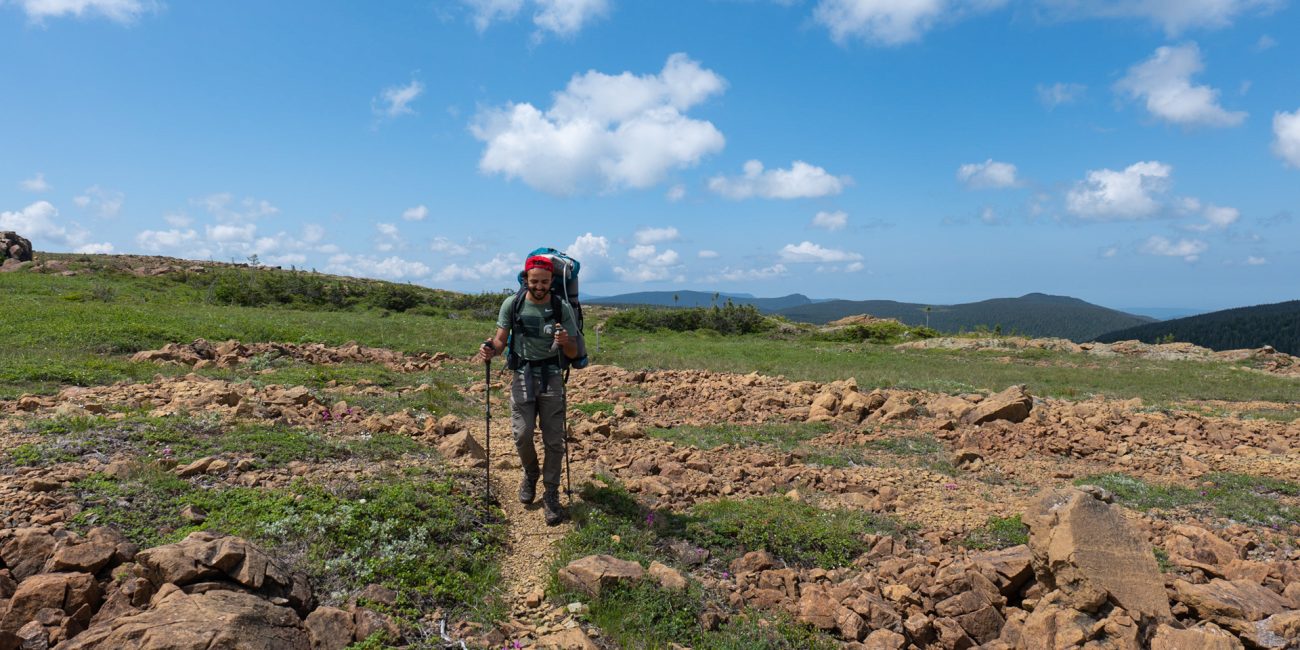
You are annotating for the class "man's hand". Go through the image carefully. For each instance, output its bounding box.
[553,324,570,349]
[476,340,495,364]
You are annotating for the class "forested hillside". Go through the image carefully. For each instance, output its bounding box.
[1094,300,1300,355]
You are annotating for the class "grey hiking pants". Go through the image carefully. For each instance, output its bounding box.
[510,366,566,491]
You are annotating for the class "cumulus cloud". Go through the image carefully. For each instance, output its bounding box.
[73,185,124,218]
[698,250,719,259]
[136,228,199,252]
[1140,235,1207,261]
[533,0,610,37]
[373,80,424,119]
[196,193,279,222]
[1273,109,1300,168]
[705,264,787,282]
[957,159,1020,189]
[207,223,256,243]
[1037,82,1086,109]
[472,53,726,196]
[1066,161,1172,220]
[567,232,610,260]
[1255,35,1277,51]
[812,210,848,231]
[634,226,679,245]
[1115,43,1245,127]
[708,160,848,200]
[402,205,428,221]
[615,244,680,282]
[1038,0,1281,36]
[1246,255,1267,265]
[14,0,155,23]
[812,0,1008,46]
[464,0,607,37]
[328,254,433,281]
[1201,204,1240,229]
[430,237,470,256]
[1,200,114,253]
[434,253,522,283]
[20,173,50,192]
[666,184,686,202]
[779,241,863,263]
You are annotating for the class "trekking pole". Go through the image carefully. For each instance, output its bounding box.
[564,395,573,504]
[481,340,494,505]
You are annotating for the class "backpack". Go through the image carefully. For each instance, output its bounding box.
[506,247,589,373]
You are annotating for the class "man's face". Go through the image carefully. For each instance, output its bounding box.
[525,268,552,300]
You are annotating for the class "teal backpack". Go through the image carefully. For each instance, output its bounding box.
[506,247,589,372]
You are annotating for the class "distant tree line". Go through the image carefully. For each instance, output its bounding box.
[1093,300,1300,356]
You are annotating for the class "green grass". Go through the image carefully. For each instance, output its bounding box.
[596,329,1300,403]
[685,497,902,569]
[1077,472,1300,528]
[648,422,831,451]
[962,514,1029,550]
[573,401,616,416]
[6,415,426,468]
[550,479,839,650]
[70,466,505,619]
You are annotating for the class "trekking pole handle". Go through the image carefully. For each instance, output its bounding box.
[481,339,495,361]
[549,324,564,352]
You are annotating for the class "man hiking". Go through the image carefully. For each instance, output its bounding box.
[477,254,580,525]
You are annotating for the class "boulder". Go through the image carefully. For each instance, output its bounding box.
[647,562,687,592]
[1,528,57,580]
[1149,622,1244,650]
[133,532,313,615]
[1023,488,1171,625]
[535,627,599,649]
[436,431,486,465]
[961,385,1033,425]
[1173,578,1291,633]
[1,231,33,263]
[59,584,309,649]
[557,555,643,597]
[304,606,353,650]
[0,572,100,632]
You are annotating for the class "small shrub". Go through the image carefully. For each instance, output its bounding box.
[606,304,775,335]
[573,401,616,416]
[685,497,900,569]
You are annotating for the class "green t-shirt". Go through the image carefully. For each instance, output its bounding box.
[497,293,578,362]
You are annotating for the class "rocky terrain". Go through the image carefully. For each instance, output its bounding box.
[0,335,1297,648]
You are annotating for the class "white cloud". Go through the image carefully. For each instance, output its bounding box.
[615,244,680,282]
[1140,235,1207,261]
[464,0,524,31]
[1202,204,1240,228]
[163,212,191,227]
[812,210,848,231]
[207,223,256,243]
[1255,35,1277,51]
[20,173,50,192]
[15,0,154,23]
[196,193,279,222]
[708,160,848,200]
[373,80,424,119]
[328,254,433,281]
[634,226,679,245]
[567,232,610,260]
[375,223,402,252]
[1116,43,1245,127]
[136,228,199,252]
[1272,109,1300,168]
[1,200,99,251]
[626,244,679,265]
[402,205,428,221]
[698,250,719,259]
[1038,0,1281,36]
[979,206,1002,225]
[267,253,307,267]
[1101,246,1119,258]
[72,185,124,218]
[957,159,1019,189]
[434,253,518,282]
[533,0,609,37]
[1066,161,1172,220]
[302,224,325,243]
[779,241,863,263]
[666,184,686,202]
[1037,82,1086,109]
[473,53,726,196]
[1245,255,1267,265]
[75,242,114,254]
[845,261,865,272]
[377,223,399,236]
[706,264,788,282]
[430,237,470,256]
[812,0,1008,46]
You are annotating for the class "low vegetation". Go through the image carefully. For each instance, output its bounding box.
[647,422,831,451]
[1076,472,1300,528]
[962,514,1029,550]
[605,303,775,335]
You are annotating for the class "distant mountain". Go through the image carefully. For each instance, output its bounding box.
[589,290,813,312]
[775,293,1155,342]
[1118,307,1206,321]
[1094,300,1300,355]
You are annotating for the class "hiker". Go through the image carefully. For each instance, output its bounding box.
[477,254,580,525]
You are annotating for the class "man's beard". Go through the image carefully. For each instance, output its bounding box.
[529,287,549,300]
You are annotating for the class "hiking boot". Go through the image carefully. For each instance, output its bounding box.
[541,490,566,526]
[519,475,538,505]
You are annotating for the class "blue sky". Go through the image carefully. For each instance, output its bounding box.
[2,0,1298,312]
